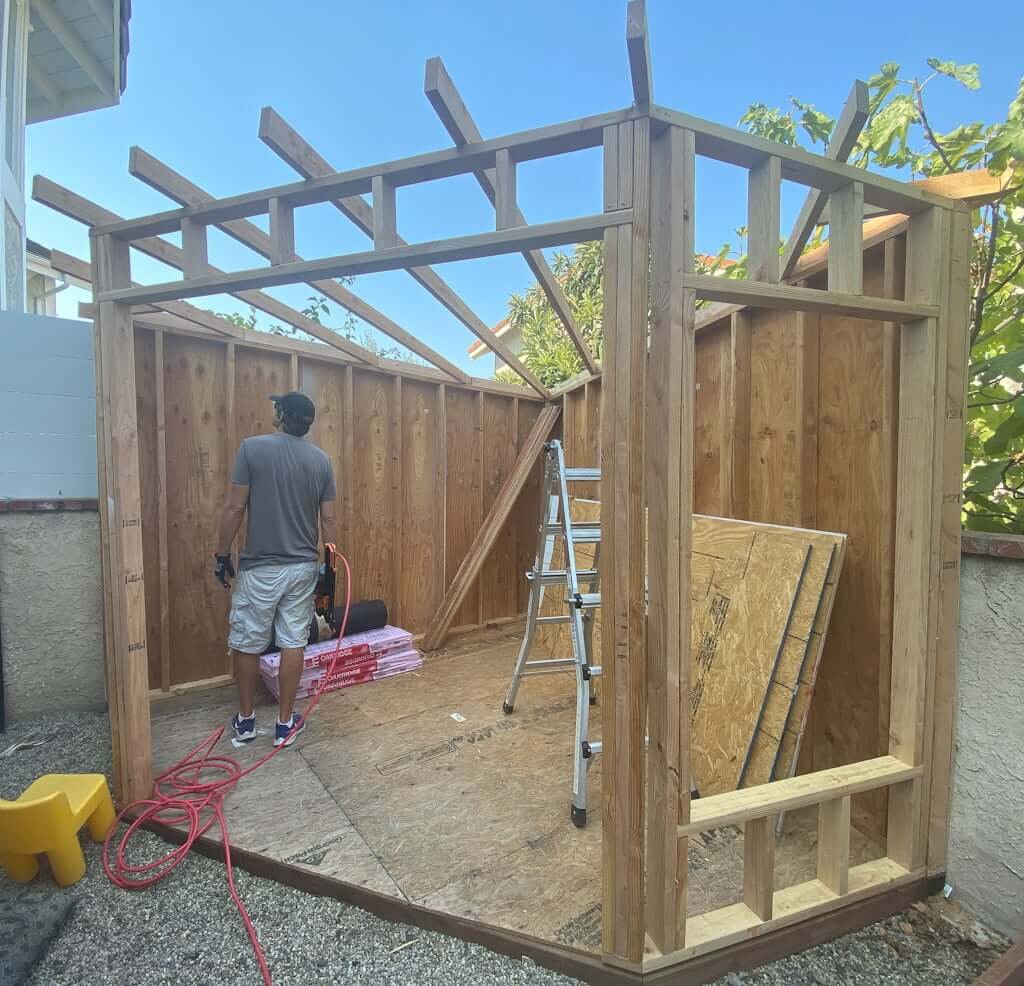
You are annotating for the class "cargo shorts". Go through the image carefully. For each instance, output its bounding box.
[228,561,318,653]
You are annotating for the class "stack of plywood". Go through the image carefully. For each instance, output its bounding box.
[260,625,421,700]
[532,500,846,796]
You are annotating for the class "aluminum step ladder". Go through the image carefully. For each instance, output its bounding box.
[502,439,601,828]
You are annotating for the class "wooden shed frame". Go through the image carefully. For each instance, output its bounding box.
[67,2,970,979]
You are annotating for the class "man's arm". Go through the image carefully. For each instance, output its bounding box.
[217,483,249,555]
[320,499,338,550]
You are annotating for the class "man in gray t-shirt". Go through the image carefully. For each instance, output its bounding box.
[214,391,337,748]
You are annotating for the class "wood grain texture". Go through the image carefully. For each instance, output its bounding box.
[747,310,802,527]
[445,387,482,628]
[926,208,971,875]
[163,335,231,685]
[743,816,776,920]
[818,796,851,895]
[827,183,865,294]
[600,118,649,963]
[93,232,152,803]
[645,122,694,952]
[806,246,899,841]
[399,380,444,632]
[747,156,782,283]
[694,324,727,515]
[515,401,544,614]
[133,329,163,691]
[425,404,559,651]
[480,395,519,621]
[351,370,397,607]
[887,207,948,873]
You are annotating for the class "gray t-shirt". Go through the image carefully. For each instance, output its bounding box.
[231,433,336,570]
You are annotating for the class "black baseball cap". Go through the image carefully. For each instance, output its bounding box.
[269,392,316,424]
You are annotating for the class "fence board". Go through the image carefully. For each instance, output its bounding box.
[351,369,397,606]
[401,379,444,631]
[445,387,482,627]
[480,394,519,621]
[162,335,231,685]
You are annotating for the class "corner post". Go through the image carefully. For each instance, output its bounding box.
[887,205,950,870]
[92,231,153,804]
[645,123,695,954]
[600,115,651,967]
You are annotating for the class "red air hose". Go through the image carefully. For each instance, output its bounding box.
[102,552,353,986]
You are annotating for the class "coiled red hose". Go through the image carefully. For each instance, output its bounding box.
[102,552,353,986]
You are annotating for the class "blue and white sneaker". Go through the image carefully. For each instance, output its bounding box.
[274,714,305,748]
[232,712,257,742]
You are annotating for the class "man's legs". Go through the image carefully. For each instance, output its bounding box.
[233,649,262,718]
[272,561,319,732]
[227,566,278,732]
[276,647,304,724]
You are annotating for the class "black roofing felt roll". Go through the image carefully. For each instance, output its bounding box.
[335,599,389,637]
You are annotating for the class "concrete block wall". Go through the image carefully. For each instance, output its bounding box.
[947,534,1024,938]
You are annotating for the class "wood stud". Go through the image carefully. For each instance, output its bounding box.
[747,156,781,283]
[600,118,650,965]
[645,123,695,954]
[372,175,398,248]
[818,796,851,895]
[269,196,296,264]
[743,816,776,920]
[781,80,869,280]
[92,233,153,804]
[827,182,865,294]
[494,148,518,230]
[180,217,208,278]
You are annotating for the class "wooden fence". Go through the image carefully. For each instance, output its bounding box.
[133,321,547,691]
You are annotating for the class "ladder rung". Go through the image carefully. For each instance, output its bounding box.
[537,615,570,624]
[527,568,598,585]
[525,658,576,669]
[588,665,601,678]
[571,593,601,609]
[540,523,601,542]
[565,467,600,482]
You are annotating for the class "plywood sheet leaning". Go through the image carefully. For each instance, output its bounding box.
[530,502,846,796]
[691,516,847,795]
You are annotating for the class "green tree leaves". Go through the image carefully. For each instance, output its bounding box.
[926,58,981,90]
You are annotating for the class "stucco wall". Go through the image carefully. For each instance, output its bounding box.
[0,510,106,723]
[948,543,1024,938]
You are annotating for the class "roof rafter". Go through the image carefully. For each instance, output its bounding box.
[258,106,550,397]
[423,56,598,374]
[780,80,869,281]
[127,147,471,384]
[626,0,652,106]
[32,175,382,366]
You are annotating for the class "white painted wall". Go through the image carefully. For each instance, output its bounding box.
[0,310,96,498]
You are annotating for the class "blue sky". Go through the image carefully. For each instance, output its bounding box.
[26,0,1023,374]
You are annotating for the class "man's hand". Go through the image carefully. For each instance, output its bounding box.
[214,553,236,589]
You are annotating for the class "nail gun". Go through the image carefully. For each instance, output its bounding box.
[310,542,340,643]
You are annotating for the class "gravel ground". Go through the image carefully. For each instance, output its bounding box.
[0,712,1008,986]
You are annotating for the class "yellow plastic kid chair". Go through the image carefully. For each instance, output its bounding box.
[0,774,115,886]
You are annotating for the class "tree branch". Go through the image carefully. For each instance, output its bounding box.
[972,204,1002,347]
[914,83,957,172]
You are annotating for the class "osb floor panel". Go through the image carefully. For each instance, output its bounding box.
[151,622,882,954]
